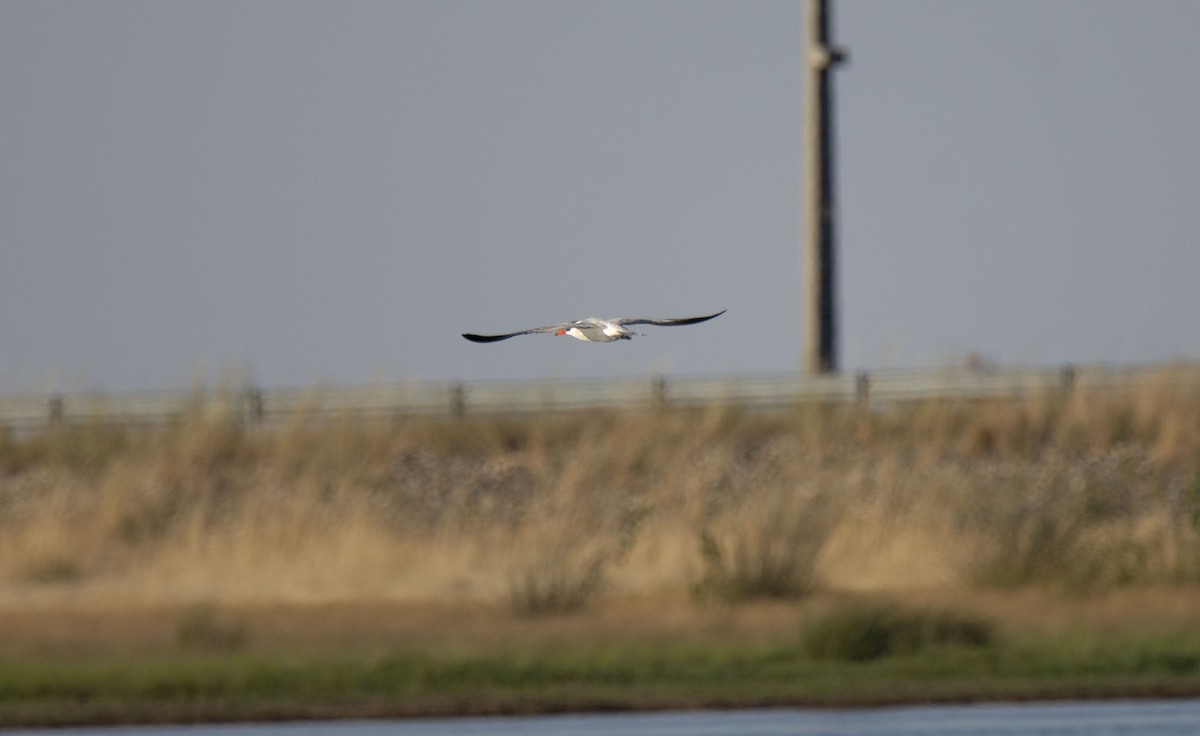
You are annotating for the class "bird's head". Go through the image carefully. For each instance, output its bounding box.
[555,328,568,336]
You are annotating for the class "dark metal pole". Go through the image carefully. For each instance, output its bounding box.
[803,0,846,375]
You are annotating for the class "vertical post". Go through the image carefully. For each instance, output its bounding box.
[855,371,870,405]
[652,375,668,409]
[450,382,466,417]
[48,393,65,426]
[803,0,846,375]
[1060,364,1077,395]
[243,387,264,425]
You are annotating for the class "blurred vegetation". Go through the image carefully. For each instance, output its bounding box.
[4,369,1200,723]
[2,367,1200,608]
[801,603,994,661]
[175,602,250,653]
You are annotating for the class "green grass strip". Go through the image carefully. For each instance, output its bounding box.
[3,634,1200,726]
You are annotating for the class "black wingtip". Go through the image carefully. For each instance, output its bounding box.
[462,333,509,343]
[684,309,726,325]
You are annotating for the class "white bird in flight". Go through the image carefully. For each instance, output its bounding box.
[462,310,726,343]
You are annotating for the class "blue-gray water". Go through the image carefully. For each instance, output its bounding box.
[7,701,1200,736]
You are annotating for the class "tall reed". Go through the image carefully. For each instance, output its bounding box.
[2,368,1198,606]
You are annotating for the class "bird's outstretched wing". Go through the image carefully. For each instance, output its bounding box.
[461,325,565,343]
[614,310,726,327]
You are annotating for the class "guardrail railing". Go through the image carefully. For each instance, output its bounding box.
[1,363,1196,431]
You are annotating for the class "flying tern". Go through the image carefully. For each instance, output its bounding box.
[462,309,725,343]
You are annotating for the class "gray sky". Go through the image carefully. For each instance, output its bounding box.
[3,1,1198,393]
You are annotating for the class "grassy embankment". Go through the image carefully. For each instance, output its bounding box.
[1,366,1200,724]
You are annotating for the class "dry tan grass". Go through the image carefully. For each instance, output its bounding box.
[1,367,1199,651]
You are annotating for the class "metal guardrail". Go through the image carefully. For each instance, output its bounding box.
[0,363,1197,430]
